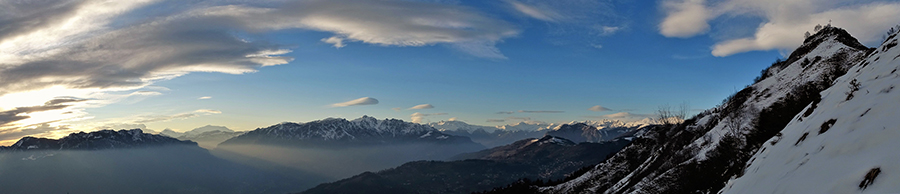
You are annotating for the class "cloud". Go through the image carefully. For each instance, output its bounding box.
[198,96,212,100]
[97,123,148,131]
[133,113,197,123]
[508,0,564,22]
[518,110,564,113]
[194,109,222,114]
[506,117,532,121]
[408,104,434,110]
[597,26,622,36]
[321,36,346,48]
[496,111,515,114]
[448,117,458,121]
[220,0,519,59]
[130,109,221,124]
[0,0,519,140]
[659,0,900,56]
[410,112,448,123]
[588,105,612,112]
[486,119,506,122]
[589,112,652,121]
[0,123,68,142]
[659,0,712,38]
[392,107,402,111]
[0,1,295,96]
[0,98,87,126]
[331,97,379,107]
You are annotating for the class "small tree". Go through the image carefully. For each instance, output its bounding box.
[657,102,689,125]
[804,31,811,39]
[814,24,823,32]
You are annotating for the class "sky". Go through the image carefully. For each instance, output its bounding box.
[1,0,899,145]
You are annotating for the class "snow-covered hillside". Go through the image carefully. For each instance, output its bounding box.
[720,28,900,194]
[534,26,875,194]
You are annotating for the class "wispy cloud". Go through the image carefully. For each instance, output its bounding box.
[332,97,380,107]
[198,96,212,100]
[496,111,515,114]
[586,112,652,122]
[0,98,87,127]
[321,36,346,48]
[486,119,506,122]
[0,124,69,142]
[131,109,221,123]
[408,104,435,110]
[588,105,612,112]
[508,0,564,22]
[518,110,564,113]
[410,112,448,123]
[194,109,222,114]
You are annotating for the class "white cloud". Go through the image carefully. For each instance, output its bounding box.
[659,0,900,56]
[331,97,379,107]
[508,0,564,22]
[588,105,612,112]
[198,96,212,100]
[211,0,519,59]
[194,109,222,114]
[408,104,434,110]
[659,0,712,38]
[392,107,402,111]
[598,112,652,121]
[598,26,622,36]
[448,117,458,121]
[321,36,346,48]
[410,112,447,123]
[518,110,564,113]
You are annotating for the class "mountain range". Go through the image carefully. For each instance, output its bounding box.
[302,135,633,194]
[157,125,245,149]
[0,129,312,194]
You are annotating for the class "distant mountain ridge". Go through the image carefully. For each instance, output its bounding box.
[220,116,480,148]
[1,129,195,151]
[158,125,245,149]
[430,119,652,147]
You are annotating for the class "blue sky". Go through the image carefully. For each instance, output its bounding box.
[1,0,898,144]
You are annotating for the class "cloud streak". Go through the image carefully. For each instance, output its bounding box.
[332,97,379,107]
[410,112,448,123]
[408,104,434,110]
[131,109,221,123]
[588,105,612,112]
[508,0,563,22]
[518,110,564,113]
[0,98,87,127]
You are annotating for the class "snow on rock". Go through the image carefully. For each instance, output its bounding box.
[720,29,900,194]
[540,26,874,194]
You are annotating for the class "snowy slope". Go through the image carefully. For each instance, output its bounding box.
[720,29,900,194]
[536,27,873,194]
